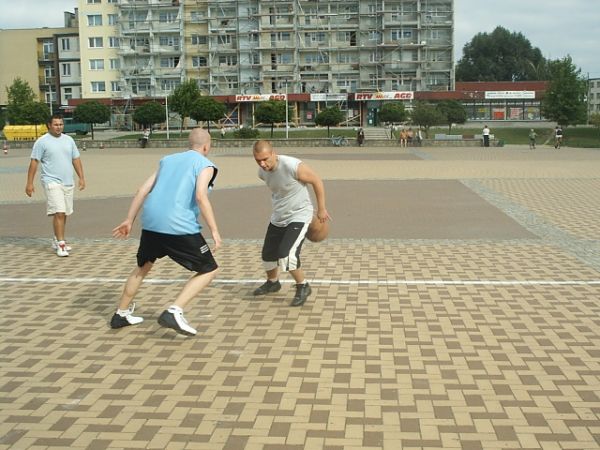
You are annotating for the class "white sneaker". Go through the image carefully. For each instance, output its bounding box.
[52,238,72,252]
[158,308,197,336]
[110,303,144,329]
[56,241,69,257]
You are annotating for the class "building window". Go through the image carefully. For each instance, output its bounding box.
[108,37,120,48]
[111,81,121,92]
[159,11,178,23]
[218,35,232,45]
[160,79,180,91]
[87,0,100,3]
[88,37,103,48]
[218,55,238,66]
[91,81,106,92]
[160,57,180,68]
[44,66,55,80]
[190,11,205,22]
[190,34,207,45]
[107,0,118,3]
[87,15,102,26]
[61,38,71,51]
[160,36,180,47]
[108,14,118,25]
[63,87,73,101]
[42,40,54,57]
[110,58,120,69]
[192,56,207,67]
[62,63,71,76]
[89,59,105,70]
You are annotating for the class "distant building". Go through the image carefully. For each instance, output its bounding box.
[588,78,600,118]
[0,10,79,111]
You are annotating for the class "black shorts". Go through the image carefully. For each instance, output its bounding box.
[137,229,218,274]
[261,222,308,271]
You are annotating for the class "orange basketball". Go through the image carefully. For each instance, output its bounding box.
[306,216,329,243]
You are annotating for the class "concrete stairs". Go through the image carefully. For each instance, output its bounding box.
[363,127,392,141]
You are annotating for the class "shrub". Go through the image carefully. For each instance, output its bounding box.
[233,127,260,139]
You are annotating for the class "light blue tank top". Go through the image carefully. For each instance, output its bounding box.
[142,150,217,235]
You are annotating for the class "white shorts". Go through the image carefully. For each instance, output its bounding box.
[44,182,74,216]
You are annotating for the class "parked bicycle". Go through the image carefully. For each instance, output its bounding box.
[330,135,349,146]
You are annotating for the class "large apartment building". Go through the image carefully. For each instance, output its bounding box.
[76,0,453,99]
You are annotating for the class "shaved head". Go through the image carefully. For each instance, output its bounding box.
[189,128,211,152]
[253,139,273,155]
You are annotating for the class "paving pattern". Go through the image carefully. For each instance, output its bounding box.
[1,144,600,449]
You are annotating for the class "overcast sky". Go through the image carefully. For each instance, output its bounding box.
[1,0,599,78]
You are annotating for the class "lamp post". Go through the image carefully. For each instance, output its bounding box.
[165,94,170,140]
[285,80,289,139]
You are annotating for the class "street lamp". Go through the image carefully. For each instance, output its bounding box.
[285,80,289,139]
[165,94,170,140]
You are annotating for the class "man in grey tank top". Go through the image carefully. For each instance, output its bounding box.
[252,140,331,306]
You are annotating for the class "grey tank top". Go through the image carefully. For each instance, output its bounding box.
[259,155,314,226]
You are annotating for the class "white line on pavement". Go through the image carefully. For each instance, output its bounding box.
[1,277,600,286]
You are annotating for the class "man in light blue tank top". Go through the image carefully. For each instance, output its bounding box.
[252,140,331,307]
[110,128,222,336]
[25,114,86,257]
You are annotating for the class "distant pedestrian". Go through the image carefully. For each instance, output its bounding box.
[139,128,151,148]
[528,129,537,149]
[357,127,365,146]
[406,128,414,146]
[399,128,408,148]
[554,126,563,149]
[482,125,491,147]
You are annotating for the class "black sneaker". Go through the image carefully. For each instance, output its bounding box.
[158,309,197,336]
[253,280,281,296]
[110,304,144,329]
[291,283,312,307]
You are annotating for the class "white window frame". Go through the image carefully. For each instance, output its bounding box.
[91,81,106,93]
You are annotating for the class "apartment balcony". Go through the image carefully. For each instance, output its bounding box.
[122,67,153,77]
[39,77,56,87]
[153,22,181,32]
[119,0,149,7]
[38,53,56,63]
[120,22,152,34]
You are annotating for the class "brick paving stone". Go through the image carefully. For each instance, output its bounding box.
[2,145,600,449]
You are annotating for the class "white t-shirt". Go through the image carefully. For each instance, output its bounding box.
[258,155,313,227]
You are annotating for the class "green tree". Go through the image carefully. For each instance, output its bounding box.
[254,100,286,137]
[73,101,111,140]
[6,77,37,124]
[590,113,600,131]
[133,101,166,129]
[436,100,467,133]
[314,106,345,137]
[541,56,587,126]
[456,26,549,81]
[410,102,445,137]
[190,96,226,133]
[169,80,201,134]
[378,102,408,127]
[23,102,51,138]
[0,108,5,131]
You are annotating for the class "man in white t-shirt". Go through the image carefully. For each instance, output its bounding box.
[482,124,491,147]
[25,114,86,257]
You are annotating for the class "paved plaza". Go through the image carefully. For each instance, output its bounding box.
[1,142,600,449]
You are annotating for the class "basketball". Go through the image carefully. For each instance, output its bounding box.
[306,216,329,243]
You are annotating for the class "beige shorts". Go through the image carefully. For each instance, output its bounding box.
[44,182,74,216]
